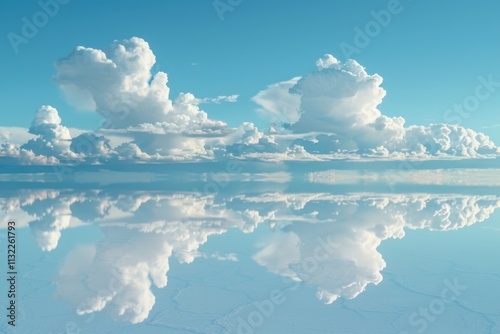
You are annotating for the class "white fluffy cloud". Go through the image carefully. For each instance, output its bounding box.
[15,106,74,163]
[223,122,281,156]
[254,54,499,158]
[70,132,113,157]
[252,77,301,125]
[2,38,244,163]
[51,38,239,161]
[0,142,20,157]
[54,37,172,128]
[404,123,498,157]
[290,55,391,135]
[2,40,498,164]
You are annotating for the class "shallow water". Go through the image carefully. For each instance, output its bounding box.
[0,169,499,334]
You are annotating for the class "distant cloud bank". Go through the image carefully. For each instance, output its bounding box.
[1,38,498,164]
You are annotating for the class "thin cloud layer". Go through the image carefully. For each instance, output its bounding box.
[308,168,500,186]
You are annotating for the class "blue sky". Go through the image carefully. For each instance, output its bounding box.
[1,0,500,163]
[2,3,500,331]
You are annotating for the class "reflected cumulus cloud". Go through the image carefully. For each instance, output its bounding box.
[245,193,500,303]
[55,192,263,323]
[1,185,498,323]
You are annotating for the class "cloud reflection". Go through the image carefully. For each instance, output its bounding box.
[1,187,498,323]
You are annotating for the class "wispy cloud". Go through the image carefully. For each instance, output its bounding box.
[483,123,500,129]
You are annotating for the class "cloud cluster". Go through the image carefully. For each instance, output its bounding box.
[52,38,237,160]
[254,54,499,158]
[1,38,241,163]
[1,39,498,164]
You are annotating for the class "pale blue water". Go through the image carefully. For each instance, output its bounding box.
[0,169,499,334]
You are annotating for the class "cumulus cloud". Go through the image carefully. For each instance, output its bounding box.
[1,38,246,164]
[16,106,74,163]
[404,123,498,157]
[70,132,114,161]
[290,55,390,135]
[0,142,20,157]
[253,54,499,158]
[2,40,498,164]
[252,77,301,125]
[51,37,238,161]
[223,122,281,156]
[54,37,171,128]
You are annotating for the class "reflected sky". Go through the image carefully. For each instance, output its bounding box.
[0,173,499,334]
